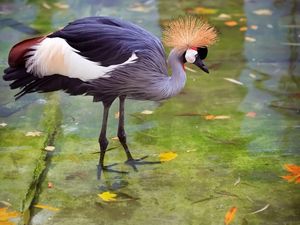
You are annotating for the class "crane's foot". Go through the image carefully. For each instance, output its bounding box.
[125,156,161,172]
[97,163,128,180]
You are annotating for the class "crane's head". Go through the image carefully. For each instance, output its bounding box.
[183,47,209,73]
[163,16,217,74]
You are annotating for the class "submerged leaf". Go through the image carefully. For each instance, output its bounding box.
[245,36,256,42]
[159,152,178,162]
[25,131,42,137]
[0,123,7,127]
[98,192,117,202]
[249,204,270,215]
[246,112,256,118]
[224,207,237,225]
[53,2,69,9]
[34,204,60,211]
[224,78,244,85]
[253,9,272,16]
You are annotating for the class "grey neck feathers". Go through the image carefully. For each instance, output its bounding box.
[165,49,186,98]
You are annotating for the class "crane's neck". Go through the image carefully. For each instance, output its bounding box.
[166,49,187,98]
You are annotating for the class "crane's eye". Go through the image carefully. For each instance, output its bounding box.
[197,47,208,60]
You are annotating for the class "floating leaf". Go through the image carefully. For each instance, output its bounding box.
[0,207,20,223]
[245,36,256,42]
[189,6,218,15]
[47,182,53,188]
[128,3,152,13]
[249,73,257,79]
[224,21,238,27]
[34,204,60,211]
[253,9,272,16]
[98,191,117,202]
[224,78,244,85]
[0,123,7,127]
[249,204,270,215]
[239,18,247,22]
[246,112,256,118]
[239,27,247,31]
[185,66,197,73]
[25,131,42,137]
[217,13,231,20]
[42,2,52,9]
[281,164,300,184]
[234,177,241,186]
[44,146,55,151]
[204,115,231,120]
[224,207,237,225]
[159,152,178,162]
[53,2,69,9]
[111,137,119,141]
[141,110,153,115]
[250,25,258,30]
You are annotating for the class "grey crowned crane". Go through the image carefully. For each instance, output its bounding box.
[3,16,217,175]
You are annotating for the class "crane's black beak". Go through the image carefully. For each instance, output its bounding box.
[194,57,209,74]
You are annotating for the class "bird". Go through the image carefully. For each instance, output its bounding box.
[3,16,217,176]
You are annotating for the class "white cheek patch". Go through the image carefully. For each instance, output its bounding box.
[185,48,198,63]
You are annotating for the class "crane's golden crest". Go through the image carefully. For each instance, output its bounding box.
[163,16,218,52]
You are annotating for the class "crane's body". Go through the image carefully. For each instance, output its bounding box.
[3,16,217,176]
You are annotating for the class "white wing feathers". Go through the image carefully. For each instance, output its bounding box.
[25,37,138,81]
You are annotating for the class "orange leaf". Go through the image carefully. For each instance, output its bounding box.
[246,112,256,118]
[190,7,218,15]
[295,176,300,184]
[281,175,295,182]
[225,21,238,27]
[284,164,300,175]
[0,207,20,222]
[205,115,216,120]
[34,204,60,211]
[224,207,237,225]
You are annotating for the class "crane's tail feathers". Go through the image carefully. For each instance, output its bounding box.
[3,67,89,100]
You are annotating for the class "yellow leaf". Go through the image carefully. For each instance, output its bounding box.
[114,112,120,119]
[204,115,230,120]
[253,9,272,16]
[250,25,258,30]
[159,152,177,162]
[0,123,7,127]
[44,146,55,151]
[141,110,153,115]
[98,192,117,202]
[224,207,237,225]
[0,207,20,222]
[53,2,69,9]
[245,36,256,42]
[34,204,60,211]
[224,21,238,27]
[25,131,42,137]
[239,27,247,31]
[190,7,218,15]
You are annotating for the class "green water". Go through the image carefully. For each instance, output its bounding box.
[0,0,299,224]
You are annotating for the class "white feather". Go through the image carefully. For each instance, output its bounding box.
[185,49,197,63]
[25,37,138,81]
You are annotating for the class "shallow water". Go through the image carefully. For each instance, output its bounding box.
[0,0,299,224]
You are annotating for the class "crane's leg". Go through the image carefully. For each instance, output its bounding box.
[118,96,160,171]
[97,100,127,179]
